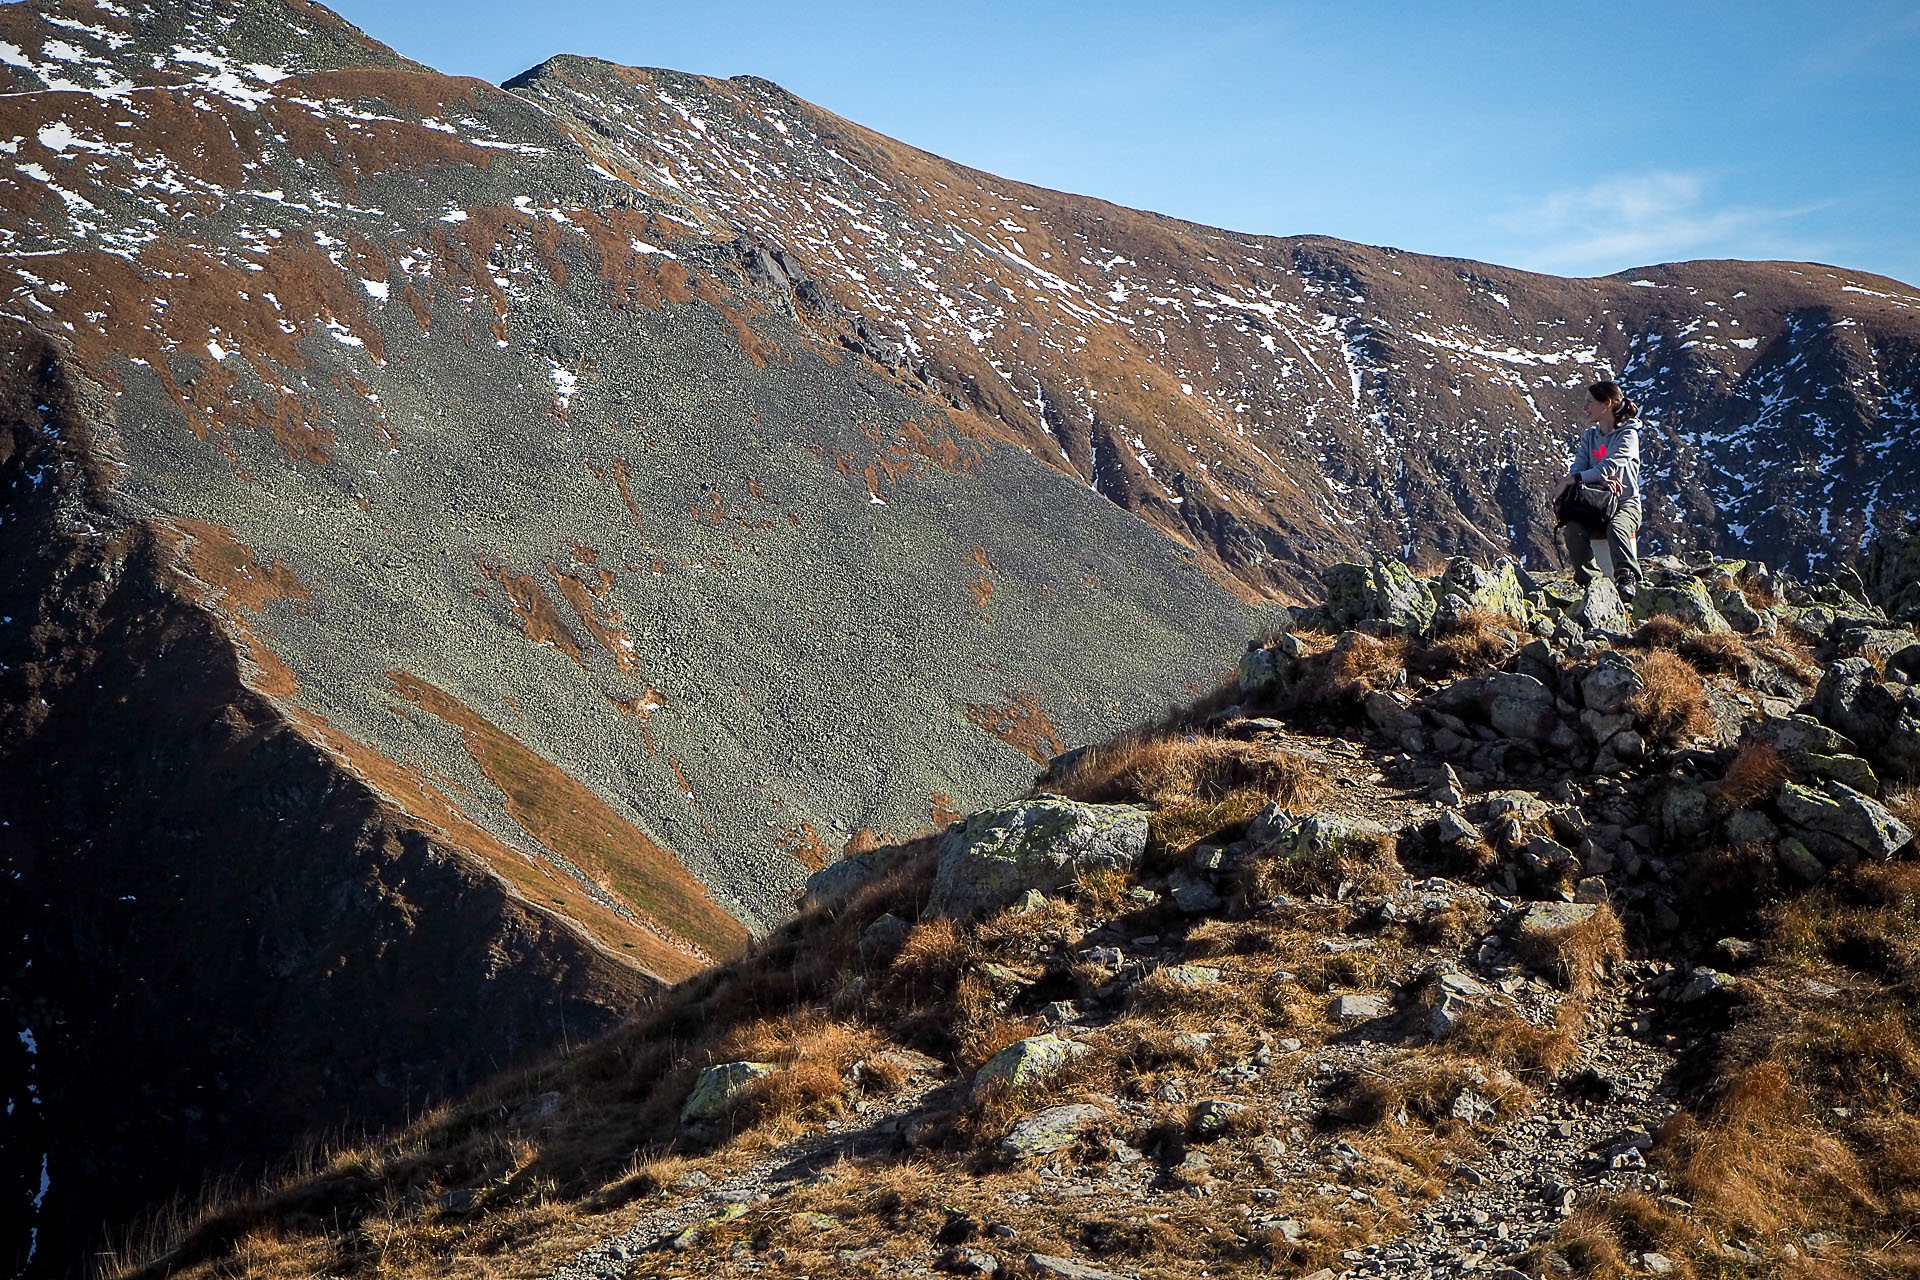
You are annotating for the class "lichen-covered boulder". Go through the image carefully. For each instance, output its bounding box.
[1776,781,1914,861]
[1632,572,1731,633]
[1237,645,1281,694]
[1001,1103,1108,1159]
[1250,812,1390,862]
[1371,555,1439,634]
[932,797,1150,919]
[1573,577,1628,635]
[1311,556,1437,635]
[1811,660,1920,777]
[1743,712,1858,758]
[1712,587,1769,635]
[973,1034,1090,1096]
[1438,557,1529,622]
[681,1061,777,1131]
[801,845,900,908]
[1581,651,1645,715]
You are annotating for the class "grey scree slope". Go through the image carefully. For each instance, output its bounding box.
[45,0,1258,937]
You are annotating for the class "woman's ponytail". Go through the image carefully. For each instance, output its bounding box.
[1589,379,1637,426]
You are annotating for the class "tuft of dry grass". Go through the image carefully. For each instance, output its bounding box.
[711,1012,896,1133]
[1752,633,1821,685]
[1048,734,1325,811]
[1708,742,1793,812]
[1885,784,1920,835]
[1287,631,1409,716]
[1677,629,1755,681]
[1630,614,1690,650]
[1628,649,1714,747]
[1408,608,1526,679]
[1447,1005,1584,1081]
[1235,829,1403,903]
[1511,904,1626,999]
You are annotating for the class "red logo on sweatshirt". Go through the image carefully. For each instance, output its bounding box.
[1593,446,1607,458]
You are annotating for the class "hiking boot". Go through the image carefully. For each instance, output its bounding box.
[1617,577,1639,603]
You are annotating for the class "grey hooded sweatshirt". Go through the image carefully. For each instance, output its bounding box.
[1567,422,1642,510]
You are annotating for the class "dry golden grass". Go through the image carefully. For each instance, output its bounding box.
[712,1012,897,1134]
[1287,631,1409,716]
[1512,904,1626,999]
[1445,1006,1583,1081]
[1630,614,1690,650]
[1048,733,1326,811]
[1677,628,1755,681]
[1408,608,1526,679]
[1886,784,1920,834]
[1234,829,1404,904]
[1709,742,1794,811]
[1628,649,1714,747]
[1615,862,1920,1277]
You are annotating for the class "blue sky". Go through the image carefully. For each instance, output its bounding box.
[332,1,1920,286]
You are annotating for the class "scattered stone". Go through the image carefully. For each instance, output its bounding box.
[1674,968,1733,1002]
[1660,786,1710,841]
[1573,575,1628,635]
[859,912,910,958]
[1580,650,1644,716]
[1433,808,1477,845]
[1190,1098,1250,1139]
[1330,993,1386,1022]
[1776,837,1827,883]
[1024,1254,1132,1280]
[1166,868,1224,915]
[1158,964,1223,989]
[932,797,1150,918]
[938,1246,1002,1276]
[1722,807,1779,848]
[1429,763,1465,806]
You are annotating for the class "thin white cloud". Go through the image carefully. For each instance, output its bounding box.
[1489,170,1837,277]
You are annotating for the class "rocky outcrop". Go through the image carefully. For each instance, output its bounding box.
[1812,660,1920,777]
[931,799,1151,920]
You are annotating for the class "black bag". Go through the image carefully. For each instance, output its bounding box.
[1555,481,1619,530]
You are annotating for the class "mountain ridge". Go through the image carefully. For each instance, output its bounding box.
[1,0,1915,1273]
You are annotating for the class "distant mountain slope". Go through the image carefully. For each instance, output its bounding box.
[509,57,1920,594]
[1,0,1914,1273]
[0,0,1256,1272]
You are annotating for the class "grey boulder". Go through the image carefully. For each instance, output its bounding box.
[932,797,1150,919]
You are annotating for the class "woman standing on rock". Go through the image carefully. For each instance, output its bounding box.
[1552,380,1644,602]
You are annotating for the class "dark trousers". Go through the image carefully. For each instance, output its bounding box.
[1563,503,1641,586]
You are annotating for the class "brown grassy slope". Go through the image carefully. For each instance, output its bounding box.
[1534,860,1920,1279]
